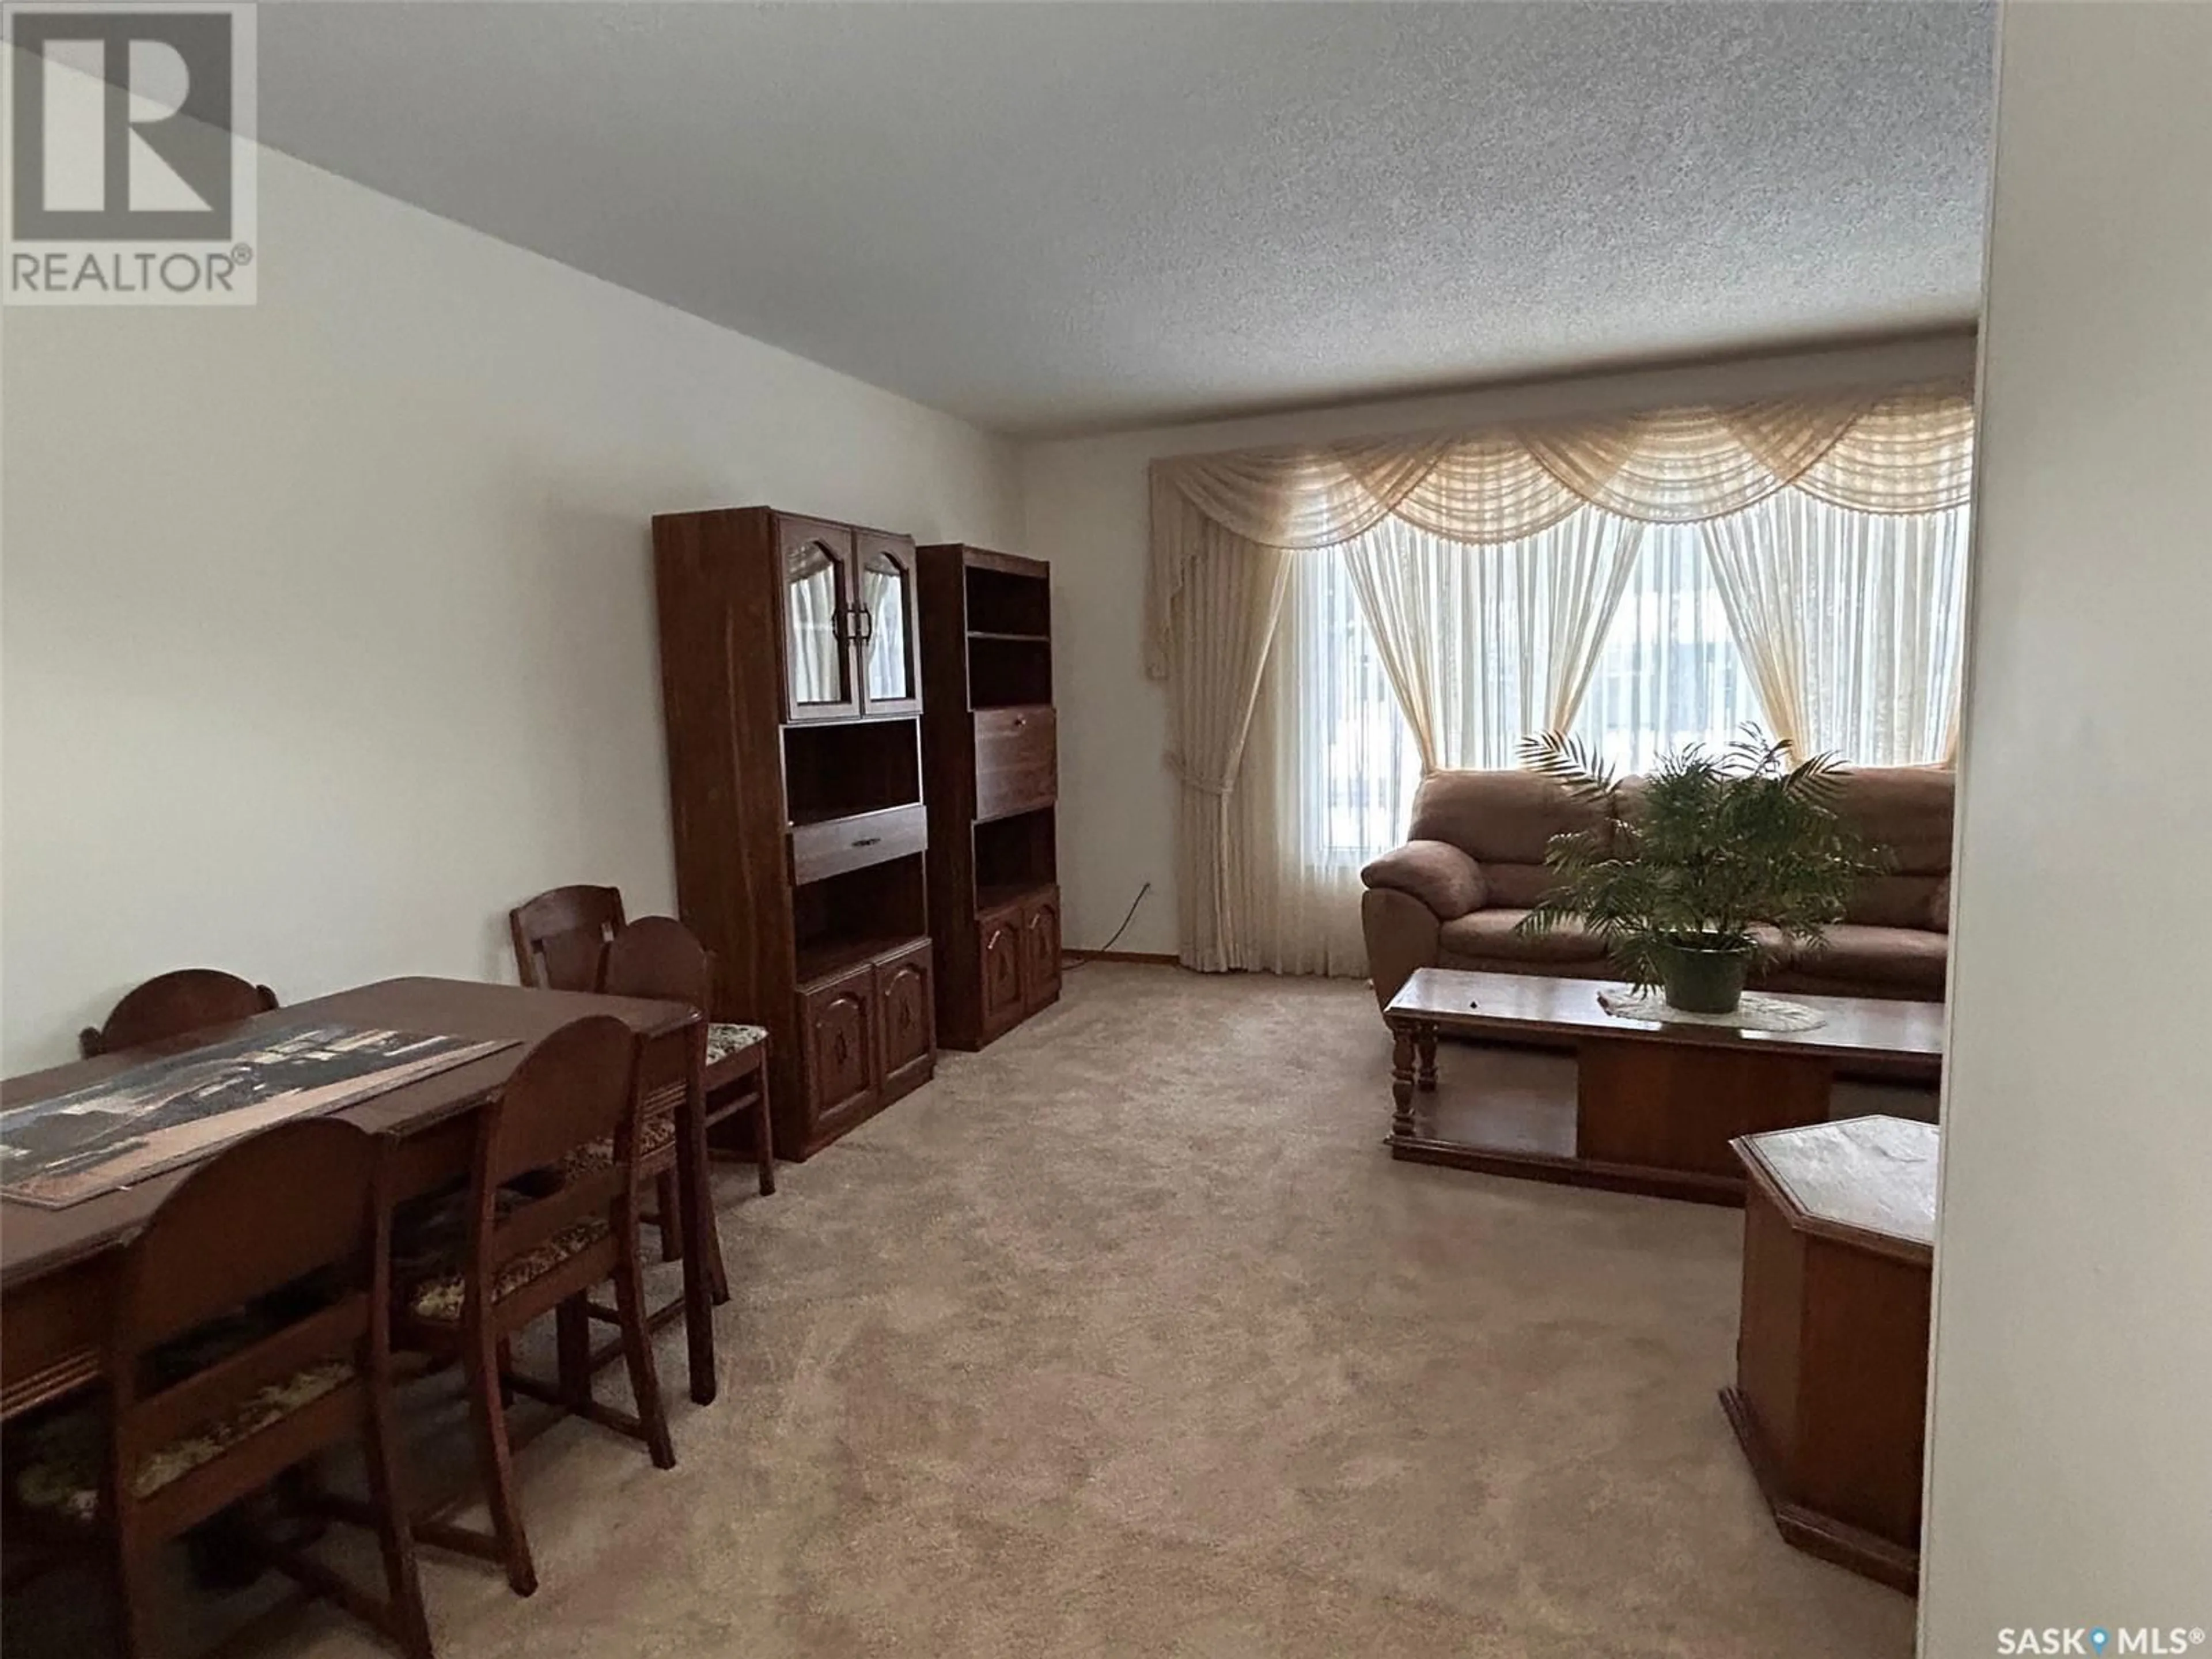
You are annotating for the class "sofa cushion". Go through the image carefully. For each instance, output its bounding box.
[1440,908,1609,965]
[1479,861,1565,909]
[1408,770,1609,866]
[1929,876,1952,933]
[1359,839,1487,919]
[1793,923,1948,997]
[1834,766,1954,874]
[1849,873,1946,929]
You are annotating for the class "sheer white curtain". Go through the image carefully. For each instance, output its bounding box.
[1703,493,1971,764]
[1231,550,1406,975]
[1342,506,1646,771]
[1571,525,1763,775]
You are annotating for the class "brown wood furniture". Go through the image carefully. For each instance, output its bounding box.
[1382,968,1942,1204]
[12,1119,431,1658]
[1721,1115,1936,1593]
[78,969,280,1059]
[510,888,777,1201]
[594,917,737,1404]
[509,885,626,998]
[2,979,696,1429]
[653,507,937,1160]
[392,1016,675,1600]
[916,544,1060,1048]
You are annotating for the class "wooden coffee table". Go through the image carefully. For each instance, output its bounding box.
[1382,968,1942,1204]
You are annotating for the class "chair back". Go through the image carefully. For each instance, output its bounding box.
[599,916,711,1111]
[509,885,626,992]
[82,969,280,1058]
[108,1119,384,1523]
[467,1016,640,1297]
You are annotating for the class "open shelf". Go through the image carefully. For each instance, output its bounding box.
[783,718,921,825]
[967,637,1052,709]
[793,853,927,988]
[974,806,1056,906]
[964,563,1051,637]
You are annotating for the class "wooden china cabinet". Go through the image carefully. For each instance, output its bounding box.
[652,506,936,1160]
[916,545,1061,1049]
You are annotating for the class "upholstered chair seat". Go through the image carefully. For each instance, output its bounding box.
[403,1219,613,1325]
[706,1021,767,1066]
[16,1360,355,1523]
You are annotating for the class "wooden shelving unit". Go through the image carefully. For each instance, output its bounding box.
[917,545,1060,1050]
[652,506,937,1160]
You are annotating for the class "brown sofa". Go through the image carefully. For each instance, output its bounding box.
[1359,766,1954,1009]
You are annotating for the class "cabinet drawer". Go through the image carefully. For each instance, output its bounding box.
[789,802,927,885]
[973,707,1056,821]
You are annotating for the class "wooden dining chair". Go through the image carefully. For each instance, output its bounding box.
[508,886,625,995]
[391,1016,672,1599]
[79,969,279,1058]
[10,1119,431,1659]
[508,884,693,1255]
[589,918,769,1403]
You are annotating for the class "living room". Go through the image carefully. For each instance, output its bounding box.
[2,5,2206,1658]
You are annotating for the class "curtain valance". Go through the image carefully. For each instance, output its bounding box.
[1145,384,1975,677]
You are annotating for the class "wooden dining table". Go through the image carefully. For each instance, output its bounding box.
[1,976,715,1423]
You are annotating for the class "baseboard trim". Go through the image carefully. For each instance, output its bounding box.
[1063,949,1180,967]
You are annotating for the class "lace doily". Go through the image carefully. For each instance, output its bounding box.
[1596,986,1828,1034]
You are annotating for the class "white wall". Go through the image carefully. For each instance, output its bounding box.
[0,145,1019,1071]
[1020,334,1978,957]
[1920,6,2212,1651]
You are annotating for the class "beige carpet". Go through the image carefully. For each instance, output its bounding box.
[38,965,1921,1658]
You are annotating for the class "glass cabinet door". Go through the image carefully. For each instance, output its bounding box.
[783,529,858,720]
[855,539,921,713]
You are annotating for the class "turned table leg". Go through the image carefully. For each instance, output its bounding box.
[1389,1021,1418,1139]
[1415,1025,1438,1092]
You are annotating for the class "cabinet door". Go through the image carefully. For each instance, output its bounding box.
[780,518,861,722]
[1021,889,1062,1011]
[875,943,935,1096]
[798,965,877,1131]
[853,533,922,716]
[978,906,1026,1037]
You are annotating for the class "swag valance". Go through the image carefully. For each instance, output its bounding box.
[1145,385,1975,677]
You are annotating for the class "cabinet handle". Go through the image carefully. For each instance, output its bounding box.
[853,835,881,848]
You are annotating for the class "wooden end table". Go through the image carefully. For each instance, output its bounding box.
[1382,968,1942,1205]
[1721,1115,1936,1593]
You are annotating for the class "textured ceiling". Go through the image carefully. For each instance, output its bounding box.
[258,2,1994,435]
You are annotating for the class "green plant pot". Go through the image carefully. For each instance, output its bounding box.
[1656,938,1753,1015]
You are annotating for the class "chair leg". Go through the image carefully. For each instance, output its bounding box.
[361,1389,434,1659]
[555,1295,592,1412]
[113,1533,155,1659]
[462,1323,537,1597]
[613,1235,676,1470]
[749,1092,777,1196]
[703,1202,730,1308]
[653,1171,683,1262]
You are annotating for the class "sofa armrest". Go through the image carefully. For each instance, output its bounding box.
[1359,839,1487,921]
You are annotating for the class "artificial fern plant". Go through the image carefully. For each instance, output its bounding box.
[1515,726,1886,1007]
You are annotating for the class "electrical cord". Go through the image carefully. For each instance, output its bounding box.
[1061,881,1153,970]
